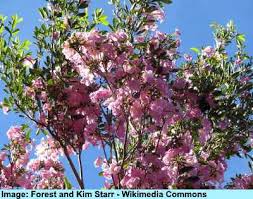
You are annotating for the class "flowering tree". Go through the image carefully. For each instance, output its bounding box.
[0,0,252,189]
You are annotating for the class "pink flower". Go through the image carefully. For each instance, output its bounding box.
[108,30,128,42]
[218,119,229,130]
[231,175,253,189]
[142,70,154,83]
[149,38,160,50]
[64,89,86,107]
[200,151,209,161]
[149,8,165,22]
[184,54,192,62]
[23,56,35,68]
[82,142,90,150]
[199,118,212,144]
[173,78,187,90]
[107,98,122,116]
[52,31,60,40]
[184,70,193,83]
[0,151,6,161]
[94,156,103,168]
[120,168,145,188]
[174,28,181,36]
[38,112,47,126]
[16,175,32,189]
[154,31,166,40]
[110,164,121,175]
[6,126,22,140]
[125,177,140,188]
[134,36,145,43]
[27,159,41,171]
[186,106,202,119]
[115,121,125,140]
[16,153,30,168]
[102,159,121,180]
[43,103,51,112]
[0,102,9,115]
[206,93,216,108]
[104,181,111,189]
[240,76,250,84]
[39,91,48,101]
[130,100,143,120]
[25,86,35,98]
[150,99,173,121]
[32,78,44,89]
[235,58,242,65]
[184,151,198,165]
[90,88,112,103]
[162,149,178,165]
[202,46,215,57]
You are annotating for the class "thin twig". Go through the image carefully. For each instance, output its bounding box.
[78,151,85,188]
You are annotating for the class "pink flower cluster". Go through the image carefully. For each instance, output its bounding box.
[25,76,101,151]
[63,29,180,141]
[98,132,227,189]
[0,127,64,189]
[62,27,241,188]
[0,127,30,189]
[27,136,65,189]
[230,175,253,189]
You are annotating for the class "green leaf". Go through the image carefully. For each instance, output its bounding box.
[79,1,89,9]
[41,129,48,135]
[35,128,40,135]
[236,34,246,43]
[0,15,7,23]
[39,8,48,19]
[12,28,20,36]
[190,47,200,54]
[12,15,23,29]
[47,79,54,86]
[4,26,11,34]
[25,130,31,142]
[98,15,109,26]
[21,40,31,50]
[158,0,173,4]
[64,177,72,189]
[21,124,29,131]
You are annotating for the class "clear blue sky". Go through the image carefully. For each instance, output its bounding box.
[0,0,252,188]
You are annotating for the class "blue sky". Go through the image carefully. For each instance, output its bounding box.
[0,0,253,188]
